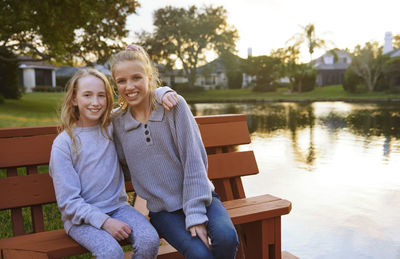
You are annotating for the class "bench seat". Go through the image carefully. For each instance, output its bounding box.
[1,194,290,259]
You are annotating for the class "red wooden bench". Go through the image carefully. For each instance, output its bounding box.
[0,114,292,259]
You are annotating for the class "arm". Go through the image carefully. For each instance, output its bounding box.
[154,86,179,110]
[49,143,109,229]
[173,96,213,230]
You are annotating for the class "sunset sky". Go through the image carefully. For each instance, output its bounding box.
[126,0,400,61]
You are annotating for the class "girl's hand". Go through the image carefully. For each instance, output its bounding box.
[102,217,132,241]
[162,91,179,111]
[189,223,210,249]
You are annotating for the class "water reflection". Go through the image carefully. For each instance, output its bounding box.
[190,101,400,259]
[191,102,400,161]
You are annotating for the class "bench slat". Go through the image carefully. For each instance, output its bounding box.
[198,121,250,148]
[0,173,56,210]
[226,196,291,225]
[0,135,56,168]
[0,125,58,138]
[195,114,247,124]
[207,151,258,179]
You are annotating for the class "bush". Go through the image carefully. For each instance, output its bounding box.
[252,81,278,92]
[343,69,363,93]
[0,49,22,99]
[56,76,72,89]
[292,69,317,93]
[171,82,204,93]
[33,85,63,92]
[0,93,4,104]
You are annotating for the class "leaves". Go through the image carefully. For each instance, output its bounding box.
[137,5,238,87]
[0,0,139,64]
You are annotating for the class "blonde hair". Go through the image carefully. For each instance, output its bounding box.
[59,67,115,152]
[109,45,160,111]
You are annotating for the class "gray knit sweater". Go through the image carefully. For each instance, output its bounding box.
[49,87,171,234]
[49,124,129,233]
[113,96,214,230]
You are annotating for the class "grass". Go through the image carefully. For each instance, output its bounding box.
[0,92,63,128]
[182,85,400,102]
[2,85,400,128]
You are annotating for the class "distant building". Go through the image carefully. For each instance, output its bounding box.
[383,31,400,87]
[18,57,57,92]
[313,50,352,86]
[383,31,400,57]
[160,57,251,90]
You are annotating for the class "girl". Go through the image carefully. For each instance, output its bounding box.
[49,67,177,259]
[110,45,239,259]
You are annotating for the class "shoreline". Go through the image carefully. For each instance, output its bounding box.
[186,98,400,104]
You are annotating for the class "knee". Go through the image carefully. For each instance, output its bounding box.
[132,230,160,258]
[183,245,213,259]
[212,227,238,256]
[96,243,124,259]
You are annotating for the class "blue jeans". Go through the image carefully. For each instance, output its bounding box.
[149,192,238,259]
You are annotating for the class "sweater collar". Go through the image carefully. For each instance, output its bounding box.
[123,103,164,131]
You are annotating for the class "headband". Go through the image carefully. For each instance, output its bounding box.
[126,44,140,51]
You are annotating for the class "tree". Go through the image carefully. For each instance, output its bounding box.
[220,51,243,89]
[242,55,282,92]
[394,34,400,49]
[270,44,316,93]
[137,5,238,88]
[0,0,138,64]
[0,0,138,98]
[349,41,389,92]
[289,23,328,62]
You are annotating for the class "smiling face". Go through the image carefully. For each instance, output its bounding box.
[113,60,151,111]
[72,75,107,127]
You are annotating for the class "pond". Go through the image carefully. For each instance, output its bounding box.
[189,101,400,259]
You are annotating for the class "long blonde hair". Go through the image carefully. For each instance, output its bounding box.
[109,45,160,112]
[59,67,115,151]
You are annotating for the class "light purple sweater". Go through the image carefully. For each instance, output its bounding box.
[112,96,214,230]
[49,87,171,233]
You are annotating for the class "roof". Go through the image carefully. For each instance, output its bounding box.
[387,48,400,58]
[55,63,111,77]
[314,62,350,70]
[18,56,56,70]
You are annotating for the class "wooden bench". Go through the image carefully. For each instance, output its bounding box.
[0,114,292,259]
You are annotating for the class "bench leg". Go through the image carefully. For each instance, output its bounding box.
[240,217,282,259]
[3,248,50,259]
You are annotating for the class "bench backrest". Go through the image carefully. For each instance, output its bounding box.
[0,114,258,236]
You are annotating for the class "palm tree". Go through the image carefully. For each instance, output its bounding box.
[289,23,328,62]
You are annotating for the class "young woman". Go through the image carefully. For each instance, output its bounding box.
[110,45,238,259]
[49,67,177,259]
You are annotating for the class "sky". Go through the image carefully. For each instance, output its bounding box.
[126,0,400,62]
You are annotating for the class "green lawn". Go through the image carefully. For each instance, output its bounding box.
[1,85,400,128]
[0,92,63,128]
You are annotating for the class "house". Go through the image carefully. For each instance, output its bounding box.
[313,50,351,86]
[159,58,229,90]
[383,31,400,87]
[159,56,253,90]
[18,57,57,92]
[56,62,111,87]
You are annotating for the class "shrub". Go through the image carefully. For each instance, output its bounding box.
[0,93,4,104]
[343,69,363,93]
[292,69,317,93]
[33,85,63,92]
[0,49,22,99]
[171,82,204,93]
[252,81,278,92]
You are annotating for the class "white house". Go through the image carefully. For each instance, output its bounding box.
[313,50,352,86]
[383,31,400,57]
[18,57,56,92]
